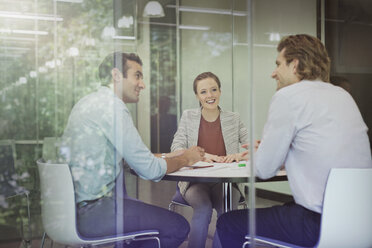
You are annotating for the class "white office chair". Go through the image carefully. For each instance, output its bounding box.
[243,168,372,248]
[37,159,161,247]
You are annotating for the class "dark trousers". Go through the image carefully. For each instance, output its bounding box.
[77,196,190,248]
[216,202,321,248]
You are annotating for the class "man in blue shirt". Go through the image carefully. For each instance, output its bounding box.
[60,52,204,247]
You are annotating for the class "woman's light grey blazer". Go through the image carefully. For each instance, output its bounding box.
[171,107,248,197]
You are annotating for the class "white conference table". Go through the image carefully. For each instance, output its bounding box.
[162,161,287,212]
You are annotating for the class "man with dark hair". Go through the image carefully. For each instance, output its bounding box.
[216,34,371,247]
[98,52,143,86]
[60,52,204,247]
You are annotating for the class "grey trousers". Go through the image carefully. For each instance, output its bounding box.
[184,182,240,248]
[77,195,190,248]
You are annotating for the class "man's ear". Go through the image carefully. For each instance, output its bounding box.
[111,68,122,83]
[292,59,299,74]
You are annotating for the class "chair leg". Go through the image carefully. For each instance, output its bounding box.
[40,232,46,248]
[24,192,32,247]
[132,236,161,248]
[155,236,161,248]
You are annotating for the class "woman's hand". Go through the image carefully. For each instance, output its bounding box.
[203,152,224,163]
[221,151,248,163]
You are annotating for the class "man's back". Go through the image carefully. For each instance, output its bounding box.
[60,87,123,202]
[217,34,371,248]
[257,80,371,213]
[282,80,370,169]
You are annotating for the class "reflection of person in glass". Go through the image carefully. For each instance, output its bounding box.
[151,96,177,153]
[171,72,248,248]
[60,52,204,247]
[217,34,372,247]
[330,75,352,93]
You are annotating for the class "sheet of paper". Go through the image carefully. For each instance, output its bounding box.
[168,160,286,179]
[176,161,249,173]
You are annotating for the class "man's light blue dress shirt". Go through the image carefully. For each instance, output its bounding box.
[60,86,167,203]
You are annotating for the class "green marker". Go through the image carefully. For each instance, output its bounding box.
[238,163,246,167]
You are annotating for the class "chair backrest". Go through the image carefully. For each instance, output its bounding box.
[317,168,372,248]
[37,159,84,245]
[171,183,189,206]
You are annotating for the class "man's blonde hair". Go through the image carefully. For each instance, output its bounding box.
[278,34,331,82]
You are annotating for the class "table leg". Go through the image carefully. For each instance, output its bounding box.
[228,182,232,211]
[223,182,233,213]
[223,183,227,212]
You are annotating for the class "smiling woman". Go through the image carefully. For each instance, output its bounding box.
[194,72,221,114]
[170,71,248,248]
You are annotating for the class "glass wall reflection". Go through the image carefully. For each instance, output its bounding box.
[1,0,370,247]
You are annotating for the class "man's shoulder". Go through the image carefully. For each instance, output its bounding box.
[272,80,316,101]
[87,87,128,109]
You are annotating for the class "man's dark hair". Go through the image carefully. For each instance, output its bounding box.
[98,52,142,86]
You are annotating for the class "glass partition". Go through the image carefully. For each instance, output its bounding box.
[1,0,369,247]
[251,0,317,214]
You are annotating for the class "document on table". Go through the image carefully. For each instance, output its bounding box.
[170,161,251,178]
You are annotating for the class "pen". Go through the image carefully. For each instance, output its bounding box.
[188,165,214,170]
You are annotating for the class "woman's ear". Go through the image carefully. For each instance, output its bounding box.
[111,68,122,83]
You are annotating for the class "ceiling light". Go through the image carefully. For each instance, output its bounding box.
[13,30,48,35]
[45,60,56,68]
[19,77,27,84]
[84,38,96,46]
[101,26,116,39]
[0,11,63,21]
[0,53,22,58]
[112,35,136,40]
[30,71,37,78]
[143,1,165,18]
[0,36,35,42]
[139,21,210,31]
[166,5,247,16]
[0,29,48,35]
[118,16,134,28]
[68,47,79,57]
[38,66,47,73]
[54,0,83,3]
[268,33,280,42]
[0,46,30,51]
[179,25,210,31]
